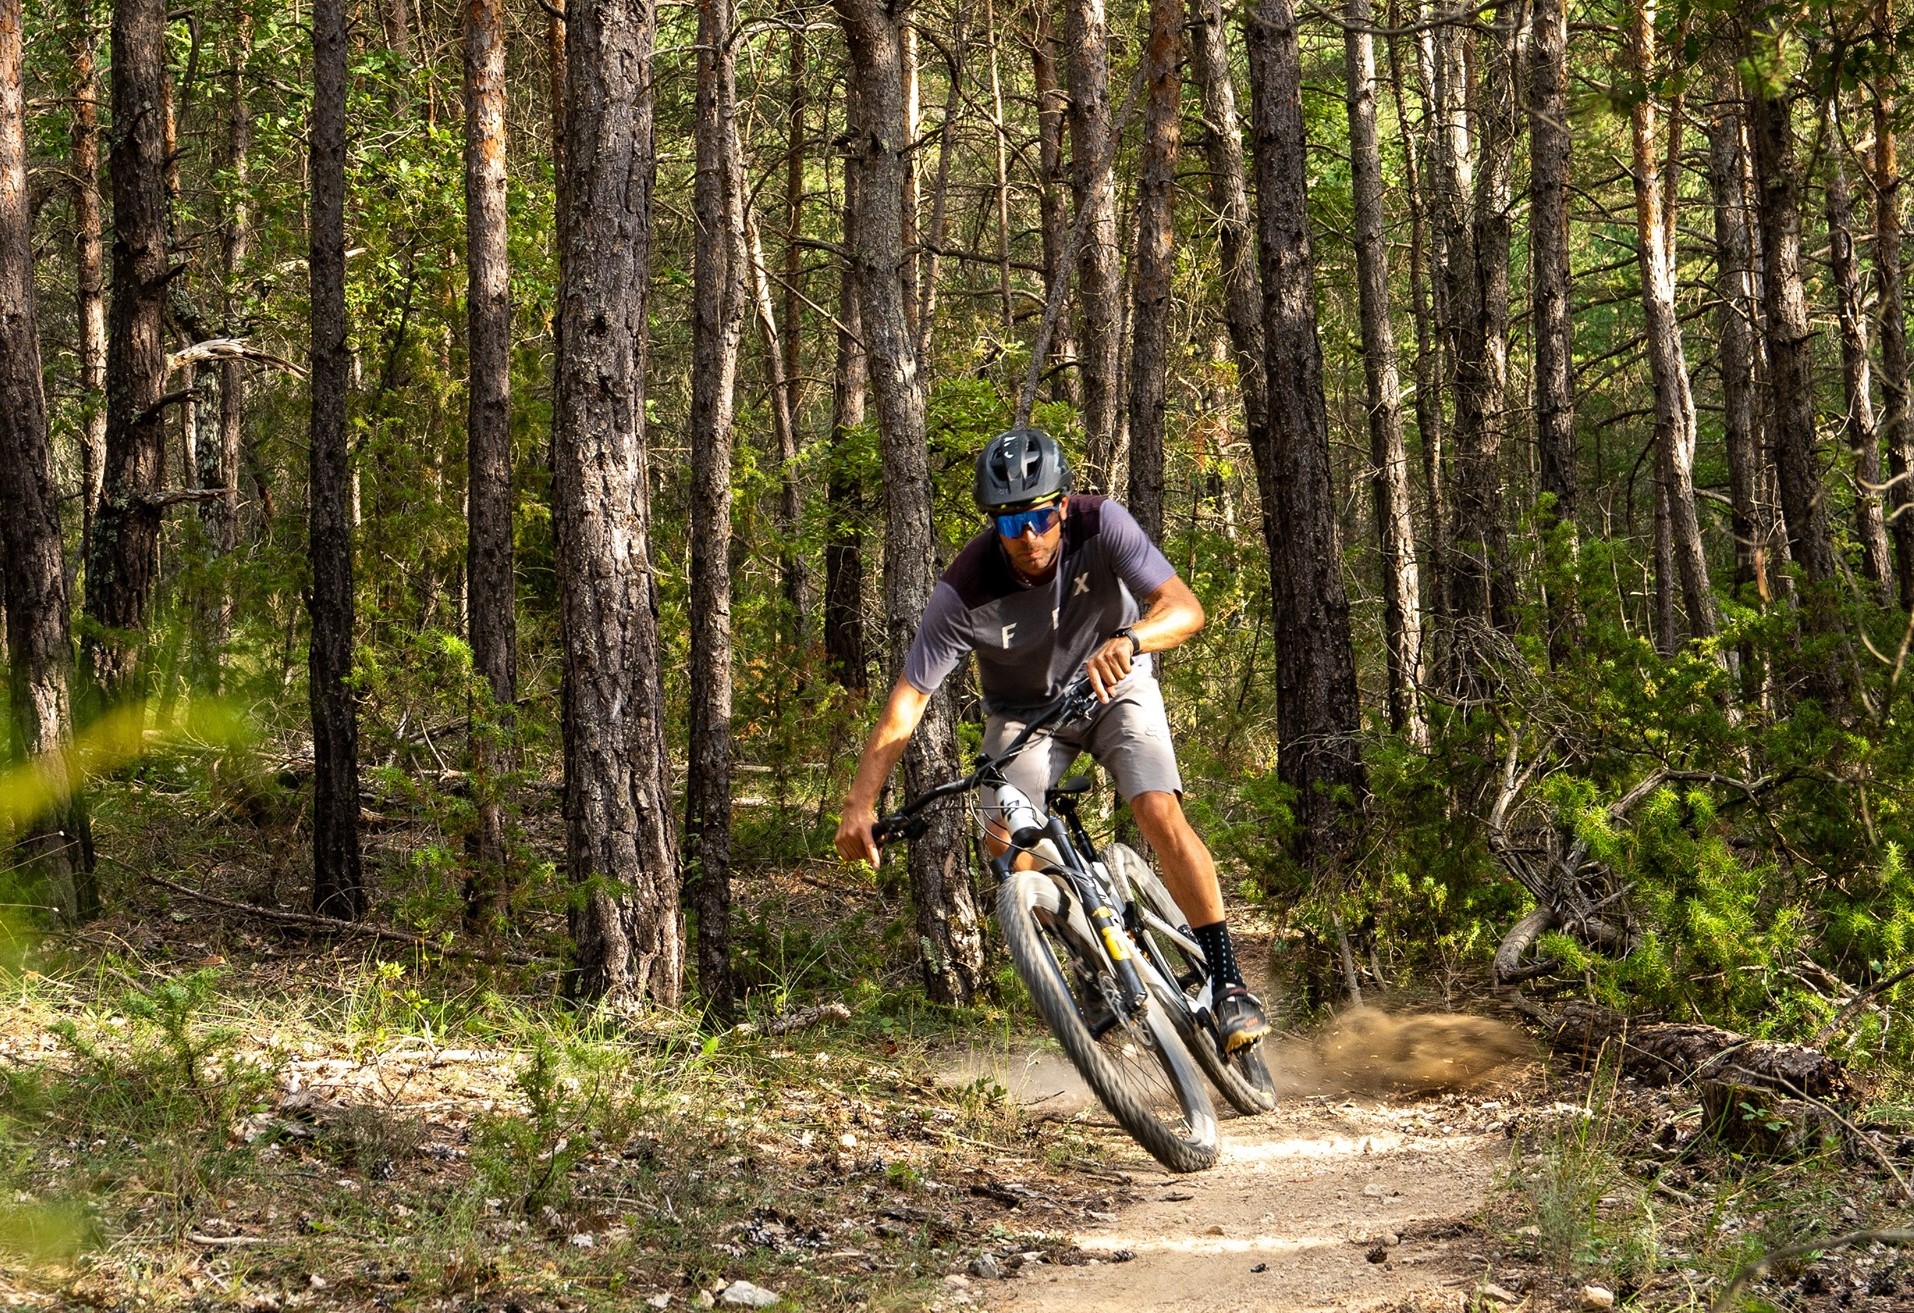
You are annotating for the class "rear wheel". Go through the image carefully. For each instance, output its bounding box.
[997,868,1219,1173]
[1105,843,1277,1116]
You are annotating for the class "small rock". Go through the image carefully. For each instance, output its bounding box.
[719,1280,779,1308]
[646,1297,671,1310]
[1204,1224,1225,1236]
[968,1256,1002,1280]
[944,1274,971,1288]
[307,1275,329,1291]
[1580,1286,1616,1310]
[693,1293,715,1310]
[1516,1225,1541,1238]
[568,1233,595,1248]
[1478,1283,1521,1305]
[1250,1263,1269,1274]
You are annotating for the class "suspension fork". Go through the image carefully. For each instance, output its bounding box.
[1047,800,1149,1013]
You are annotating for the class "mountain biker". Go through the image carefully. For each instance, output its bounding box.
[834,427,1270,1053]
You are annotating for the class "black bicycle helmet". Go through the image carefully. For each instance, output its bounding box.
[974,427,1073,510]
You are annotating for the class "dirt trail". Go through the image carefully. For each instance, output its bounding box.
[953,1011,1530,1313]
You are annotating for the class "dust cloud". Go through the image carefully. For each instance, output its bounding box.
[1269,1007,1532,1097]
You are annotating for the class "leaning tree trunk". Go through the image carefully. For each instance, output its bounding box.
[1748,83,1837,590]
[1064,0,1122,487]
[1629,0,1715,642]
[68,0,106,567]
[553,0,683,1006]
[1125,0,1179,544]
[685,0,746,1023]
[1825,97,1892,601]
[1244,0,1368,868]
[81,0,172,711]
[463,0,518,926]
[837,0,987,1005]
[1708,99,1773,610]
[1030,5,1080,407]
[1,0,95,921]
[309,0,365,921]
[823,169,869,691]
[1343,0,1424,742]
[1187,0,1269,475]
[1876,2,1914,609]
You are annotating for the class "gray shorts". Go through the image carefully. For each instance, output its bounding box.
[983,675,1184,803]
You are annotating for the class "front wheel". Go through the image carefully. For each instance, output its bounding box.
[997,869,1219,1173]
[1105,843,1278,1116]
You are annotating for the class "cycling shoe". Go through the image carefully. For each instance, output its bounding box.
[1212,984,1270,1053]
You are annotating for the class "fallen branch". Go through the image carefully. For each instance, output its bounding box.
[165,335,307,378]
[1493,904,1560,985]
[1810,963,1914,1048]
[133,869,544,967]
[1552,1002,1849,1102]
[733,1001,852,1036]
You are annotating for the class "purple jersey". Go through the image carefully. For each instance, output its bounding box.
[903,495,1177,716]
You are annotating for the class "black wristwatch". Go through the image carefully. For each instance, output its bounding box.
[1115,626,1143,657]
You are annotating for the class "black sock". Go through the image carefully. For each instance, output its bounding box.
[1192,921,1243,989]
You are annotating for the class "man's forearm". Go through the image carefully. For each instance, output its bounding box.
[845,677,932,813]
[1130,578,1205,653]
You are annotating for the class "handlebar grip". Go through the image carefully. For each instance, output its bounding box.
[872,813,929,845]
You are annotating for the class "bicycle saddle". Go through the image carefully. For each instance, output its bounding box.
[1045,774,1093,804]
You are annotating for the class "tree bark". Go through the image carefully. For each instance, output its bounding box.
[1126,0,1179,544]
[1875,0,1914,609]
[984,0,1014,330]
[463,0,517,925]
[554,0,682,1006]
[686,0,746,1023]
[1030,6,1080,406]
[1,0,95,921]
[1529,0,1574,533]
[1825,97,1892,600]
[1064,0,1121,486]
[823,169,870,691]
[67,0,106,568]
[1445,0,1517,661]
[1343,0,1423,742]
[837,0,986,1004]
[309,0,366,921]
[1748,82,1837,589]
[747,199,806,643]
[1629,0,1714,642]
[1186,0,1269,474]
[1244,0,1367,867]
[1708,99,1773,607]
[779,26,808,634]
[81,0,172,709]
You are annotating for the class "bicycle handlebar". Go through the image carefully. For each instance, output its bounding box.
[872,673,1098,847]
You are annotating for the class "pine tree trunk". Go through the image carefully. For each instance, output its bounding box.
[554,0,683,1006]
[837,0,986,1004]
[463,0,518,925]
[1186,0,1269,468]
[1065,0,1121,486]
[1126,0,1179,544]
[1343,0,1423,742]
[779,28,808,634]
[1422,5,1470,673]
[68,0,106,568]
[1875,2,1914,608]
[309,0,365,921]
[550,0,569,234]
[1529,0,1574,533]
[1030,7,1080,406]
[1244,0,1367,867]
[1629,0,1714,642]
[984,0,1014,330]
[916,7,966,369]
[1,0,95,921]
[82,0,171,709]
[202,3,251,677]
[1446,0,1517,659]
[1707,99,1773,607]
[686,0,745,1022]
[1825,97,1892,600]
[1748,83,1837,589]
[824,170,870,691]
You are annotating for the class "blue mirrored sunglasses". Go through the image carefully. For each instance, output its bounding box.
[992,501,1062,538]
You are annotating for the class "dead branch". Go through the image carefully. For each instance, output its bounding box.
[1712,1230,1914,1313]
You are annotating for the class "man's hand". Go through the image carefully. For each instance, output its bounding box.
[835,805,881,866]
[1085,634,1135,702]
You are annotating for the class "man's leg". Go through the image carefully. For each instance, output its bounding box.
[1130,790,1268,1050]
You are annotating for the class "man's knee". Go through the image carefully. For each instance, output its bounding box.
[1130,789,1188,836]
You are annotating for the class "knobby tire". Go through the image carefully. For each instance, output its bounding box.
[997,868,1219,1173]
[1105,843,1278,1116]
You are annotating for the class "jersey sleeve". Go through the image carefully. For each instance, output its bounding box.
[1101,500,1178,598]
[903,582,972,694]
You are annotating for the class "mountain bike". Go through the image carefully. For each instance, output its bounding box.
[871,676,1275,1173]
